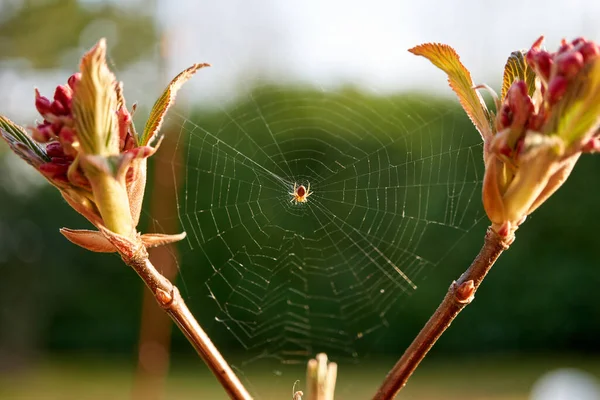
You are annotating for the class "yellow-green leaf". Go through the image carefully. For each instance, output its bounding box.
[72,38,119,155]
[0,116,49,166]
[139,63,210,146]
[555,58,600,147]
[501,51,537,100]
[409,43,493,141]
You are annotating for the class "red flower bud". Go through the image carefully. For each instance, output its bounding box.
[35,90,52,116]
[571,37,587,47]
[497,104,512,131]
[51,121,63,135]
[68,73,81,90]
[507,81,534,129]
[46,141,65,158]
[31,123,53,143]
[117,106,134,150]
[58,126,75,143]
[531,36,545,51]
[547,76,568,104]
[579,42,600,62]
[556,51,584,79]
[54,85,73,112]
[58,127,77,157]
[50,100,67,116]
[512,80,528,97]
[527,112,546,131]
[527,50,553,82]
[558,39,573,54]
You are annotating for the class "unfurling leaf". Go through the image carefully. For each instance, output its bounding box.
[555,58,600,147]
[140,63,210,146]
[72,38,119,155]
[409,43,493,141]
[501,51,537,100]
[0,116,49,167]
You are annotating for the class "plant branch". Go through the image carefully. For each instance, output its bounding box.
[126,252,253,400]
[373,227,510,400]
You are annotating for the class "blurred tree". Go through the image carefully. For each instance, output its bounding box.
[0,0,158,69]
[1,86,599,369]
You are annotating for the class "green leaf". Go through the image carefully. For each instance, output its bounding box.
[501,50,537,100]
[409,43,493,141]
[555,58,600,148]
[72,38,119,155]
[0,115,49,166]
[139,63,210,146]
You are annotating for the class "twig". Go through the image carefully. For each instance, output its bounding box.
[373,227,510,399]
[126,253,253,400]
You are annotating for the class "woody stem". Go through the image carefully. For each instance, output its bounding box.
[372,227,509,399]
[125,253,253,400]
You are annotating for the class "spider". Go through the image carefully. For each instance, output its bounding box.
[289,182,312,204]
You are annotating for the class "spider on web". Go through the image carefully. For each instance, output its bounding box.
[289,183,312,204]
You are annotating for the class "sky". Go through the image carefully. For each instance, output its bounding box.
[2,0,600,117]
[157,0,600,104]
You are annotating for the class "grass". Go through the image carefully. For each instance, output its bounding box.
[0,353,599,399]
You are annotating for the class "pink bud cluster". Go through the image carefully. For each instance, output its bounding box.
[495,37,600,156]
[32,73,83,186]
[527,36,600,105]
[495,81,534,153]
[30,74,148,188]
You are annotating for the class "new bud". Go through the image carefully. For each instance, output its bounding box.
[547,76,568,104]
[67,73,81,90]
[34,90,52,117]
[556,51,584,79]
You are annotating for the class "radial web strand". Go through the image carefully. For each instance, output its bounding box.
[159,86,486,365]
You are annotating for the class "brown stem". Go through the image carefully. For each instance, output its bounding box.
[373,227,510,400]
[126,254,253,400]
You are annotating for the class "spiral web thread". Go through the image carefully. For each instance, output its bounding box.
[158,85,486,365]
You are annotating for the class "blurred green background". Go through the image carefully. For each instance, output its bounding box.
[1,1,600,399]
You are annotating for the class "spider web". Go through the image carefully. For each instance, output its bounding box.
[155,85,487,366]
